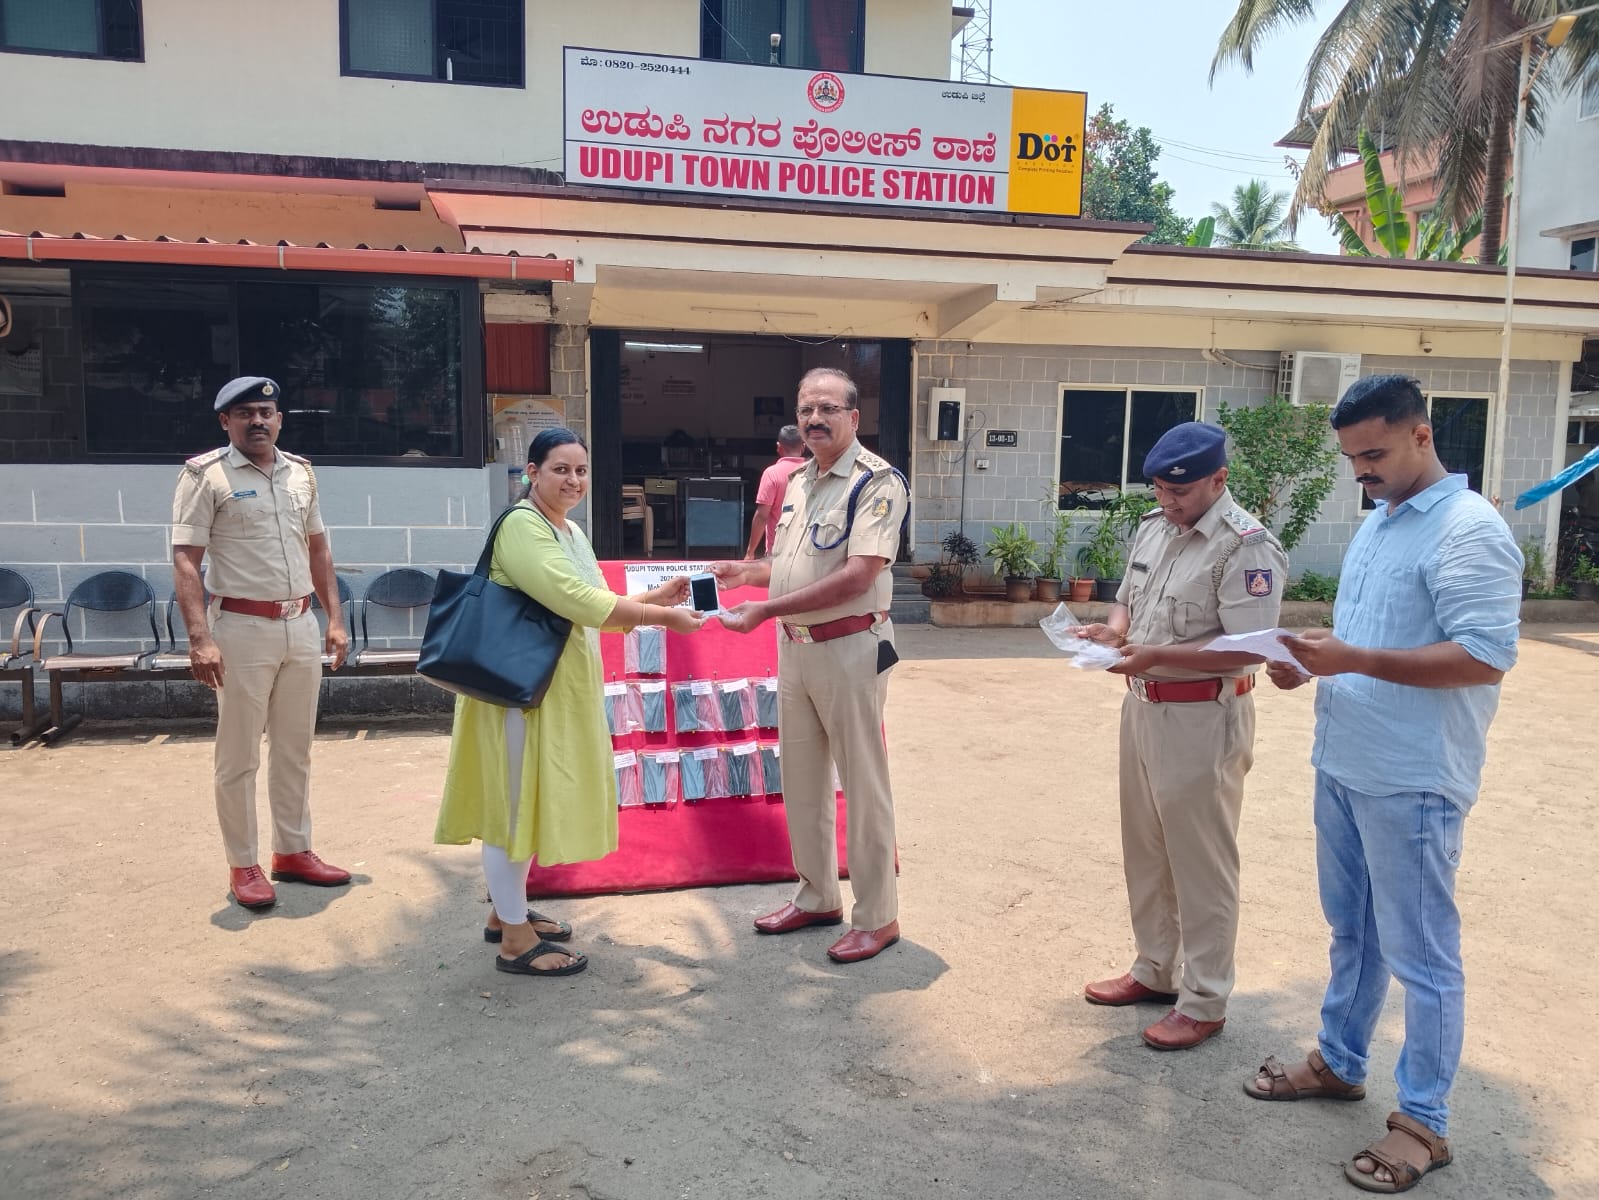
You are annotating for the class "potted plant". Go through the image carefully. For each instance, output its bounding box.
[922,529,981,599]
[1034,505,1073,603]
[985,521,1040,602]
[1570,552,1599,602]
[1078,491,1156,602]
[1519,537,1546,599]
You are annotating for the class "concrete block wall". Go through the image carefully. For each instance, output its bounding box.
[0,461,499,720]
[911,342,1558,581]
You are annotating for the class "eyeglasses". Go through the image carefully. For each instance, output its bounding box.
[796,404,850,420]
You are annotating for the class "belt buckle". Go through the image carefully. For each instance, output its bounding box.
[1129,677,1151,702]
[787,622,812,644]
[279,599,299,620]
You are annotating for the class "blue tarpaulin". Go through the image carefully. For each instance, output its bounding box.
[1514,444,1599,510]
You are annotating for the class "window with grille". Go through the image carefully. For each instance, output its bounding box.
[1057,387,1200,507]
[0,0,141,60]
[342,0,523,87]
[701,0,863,73]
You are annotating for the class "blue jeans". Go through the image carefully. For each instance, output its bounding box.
[1313,771,1465,1137]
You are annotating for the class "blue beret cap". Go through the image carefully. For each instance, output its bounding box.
[1142,421,1228,482]
[215,376,280,412]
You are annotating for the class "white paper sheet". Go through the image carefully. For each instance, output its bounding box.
[1202,628,1308,670]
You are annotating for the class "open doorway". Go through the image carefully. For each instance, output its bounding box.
[599,331,897,560]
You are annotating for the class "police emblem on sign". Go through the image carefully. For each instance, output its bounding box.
[1244,569,1273,597]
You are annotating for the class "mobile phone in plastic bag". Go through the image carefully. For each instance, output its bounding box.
[1038,603,1125,671]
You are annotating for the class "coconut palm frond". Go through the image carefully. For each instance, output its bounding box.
[1330,211,1376,255]
[1211,0,1322,80]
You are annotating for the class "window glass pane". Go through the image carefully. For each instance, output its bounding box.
[1128,391,1198,484]
[80,278,235,456]
[346,0,432,76]
[4,0,99,53]
[793,0,861,71]
[1582,64,1599,120]
[1571,236,1597,273]
[705,0,780,65]
[1059,389,1126,508]
[1429,396,1488,493]
[437,0,522,85]
[237,281,463,459]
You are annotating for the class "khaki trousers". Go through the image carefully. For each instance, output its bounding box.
[210,609,322,866]
[777,622,897,931]
[1118,686,1255,1022]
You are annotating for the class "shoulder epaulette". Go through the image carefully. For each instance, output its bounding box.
[1221,505,1266,538]
[1239,528,1273,547]
[1140,506,1164,521]
[279,449,311,465]
[182,447,227,476]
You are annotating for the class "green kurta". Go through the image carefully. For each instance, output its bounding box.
[433,503,620,865]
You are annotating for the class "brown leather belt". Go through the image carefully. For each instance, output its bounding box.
[219,596,311,620]
[781,611,886,644]
[1127,674,1255,703]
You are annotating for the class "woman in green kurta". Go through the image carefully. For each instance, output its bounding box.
[435,429,704,977]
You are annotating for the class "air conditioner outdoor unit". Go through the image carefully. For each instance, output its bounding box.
[1279,351,1361,407]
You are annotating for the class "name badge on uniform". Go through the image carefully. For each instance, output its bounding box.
[781,504,793,512]
[230,489,257,499]
[1130,561,1150,573]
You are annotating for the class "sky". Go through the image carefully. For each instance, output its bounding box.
[976,0,1341,251]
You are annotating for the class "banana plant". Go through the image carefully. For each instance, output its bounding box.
[1329,130,1482,262]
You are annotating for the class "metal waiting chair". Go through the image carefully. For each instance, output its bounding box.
[1,567,49,745]
[32,571,163,744]
[354,568,436,673]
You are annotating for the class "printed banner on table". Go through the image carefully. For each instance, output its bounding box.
[564,47,1086,217]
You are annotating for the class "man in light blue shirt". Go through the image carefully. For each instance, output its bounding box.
[1244,376,1521,1195]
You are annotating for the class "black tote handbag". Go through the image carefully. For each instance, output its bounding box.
[417,505,573,707]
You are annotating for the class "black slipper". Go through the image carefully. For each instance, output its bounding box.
[494,941,587,977]
[484,908,572,943]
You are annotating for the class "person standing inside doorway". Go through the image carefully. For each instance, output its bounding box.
[713,368,908,964]
[744,425,808,559]
[1246,375,1522,1195]
[171,376,352,911]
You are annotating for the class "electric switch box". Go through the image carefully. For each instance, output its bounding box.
[927,387,966,442]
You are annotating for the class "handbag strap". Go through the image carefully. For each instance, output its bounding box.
[474,503,559,578]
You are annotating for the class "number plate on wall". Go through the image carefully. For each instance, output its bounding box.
[985,430,1019,447]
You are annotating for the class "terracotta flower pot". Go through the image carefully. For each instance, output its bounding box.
[1068,578,1095,603]
[1004,576,1034,603]
[1034,578,1062,602]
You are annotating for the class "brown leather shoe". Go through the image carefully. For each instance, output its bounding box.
[826,920,900,963]
[1142,1009,1226,1050]
[229,865,277,910]
[270,850,351,887]
[754,902,844,934]
[1084,972,1179,1006]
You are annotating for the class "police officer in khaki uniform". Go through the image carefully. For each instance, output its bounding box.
[713,367,909,963]
[172,376,352,911]
[1078,422,1288,1049]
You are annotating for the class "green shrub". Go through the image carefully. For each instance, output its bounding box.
[1284,570,1339,602]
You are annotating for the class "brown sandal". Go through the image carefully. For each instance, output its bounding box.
[1244,1049,1366,1101]
[1344,1112,1451,1193]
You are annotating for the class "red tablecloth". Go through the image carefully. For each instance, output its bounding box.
[526,560,849,898]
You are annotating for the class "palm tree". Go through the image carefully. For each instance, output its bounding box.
[1209,180,1302,250]
[1212,1,1599,264]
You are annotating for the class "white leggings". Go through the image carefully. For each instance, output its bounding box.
[481,707,533,925]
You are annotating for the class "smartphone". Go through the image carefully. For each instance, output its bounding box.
[689,572,720,614]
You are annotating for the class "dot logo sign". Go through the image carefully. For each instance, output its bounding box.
[1015,132,1077,163]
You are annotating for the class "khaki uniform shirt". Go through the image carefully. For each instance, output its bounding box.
[1115,487,1288,681]
[171,445,325,601]
[768,440,907,624]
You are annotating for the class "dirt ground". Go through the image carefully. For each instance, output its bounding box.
[2,624,1596,1200]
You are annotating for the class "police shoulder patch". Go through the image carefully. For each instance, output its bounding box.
[1244,568,1275,597]
[869,496,891,518]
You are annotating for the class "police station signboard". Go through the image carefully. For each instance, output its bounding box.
[564,48,1086,218]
